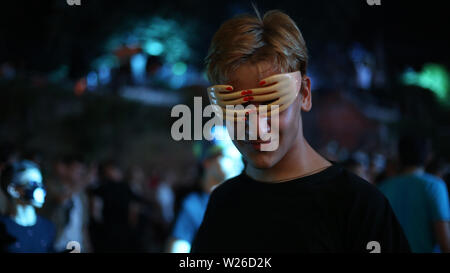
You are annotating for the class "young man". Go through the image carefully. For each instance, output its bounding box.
[191,10,410,253]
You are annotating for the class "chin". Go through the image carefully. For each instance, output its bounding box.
[235,141,283,169]
[245,151,279,169]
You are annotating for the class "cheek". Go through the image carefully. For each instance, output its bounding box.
[278,102,301,140]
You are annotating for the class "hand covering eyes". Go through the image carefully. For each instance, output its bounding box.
[207,71,302,120]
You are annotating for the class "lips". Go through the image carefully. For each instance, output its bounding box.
[245,140,272,150]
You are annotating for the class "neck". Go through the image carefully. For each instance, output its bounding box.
[402,166,424,175]
[13,203,37,227]
[246,133,331,182]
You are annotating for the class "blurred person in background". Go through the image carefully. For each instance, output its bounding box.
[368,153,387,184]
[127,165,146,197]
[40,155,91,253]
[155,171,176,226]
[443,173,450,204]
[379,135,450,252]
[426,157,450,180]
[426,156,450,239]
[342,155,370,181]
[168,143,225,253]
[0,160,55,252]
[88,159,153,252]
[374,157,398,186]
[125,165,167,252]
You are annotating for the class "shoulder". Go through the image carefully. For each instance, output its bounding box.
[36,216,55,233]
[377,175,400,188]
[420,173,447,187]
[335,168,403,232]
[210,174,243,198]
[336,166,389,208]
[419,173,449,197]
[203,174,244,208]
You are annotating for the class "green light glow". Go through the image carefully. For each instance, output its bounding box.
[172,62,187,76]
[402,63,450,101]
[102,16,193,65]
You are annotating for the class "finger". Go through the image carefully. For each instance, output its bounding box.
[208,85,234,99]
[251,92,279,102]
[212,90,246,100]
[269,92,297,107]
[216,97,247,107]
[258,73,290,87]
[207,85,234,93]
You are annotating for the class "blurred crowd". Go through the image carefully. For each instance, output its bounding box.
[0,134,449,253]
[0,141,225,253]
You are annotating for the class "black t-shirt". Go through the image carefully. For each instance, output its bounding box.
[191,165,410,253]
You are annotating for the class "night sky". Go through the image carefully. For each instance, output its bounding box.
[0,0,448,77]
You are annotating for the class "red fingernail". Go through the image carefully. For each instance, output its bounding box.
[226,87,233,91]
[241,91,247,96]
[243,96,254,102]
[259,80,266,86]
[246,109,256,115]
[247,90,253,94]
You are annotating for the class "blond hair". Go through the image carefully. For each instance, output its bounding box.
[206,10,308,85]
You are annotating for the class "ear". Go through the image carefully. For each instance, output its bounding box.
[300,76,312,112]
[7,185,20,198]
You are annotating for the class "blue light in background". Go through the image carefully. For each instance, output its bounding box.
[125,34,139,47]
[86,71,98,90]
[131,53,148,84]
[144,41,164,56]
[355,64,372,89]
[350,43,374,90]
[98,66,111,85]
[169,75,186,89]
[351,44,365,63]
[171,240,191,253]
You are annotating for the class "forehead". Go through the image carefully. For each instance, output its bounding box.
[227,62,280,90]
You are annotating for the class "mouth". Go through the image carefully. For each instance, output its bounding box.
[244,140,273,150]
